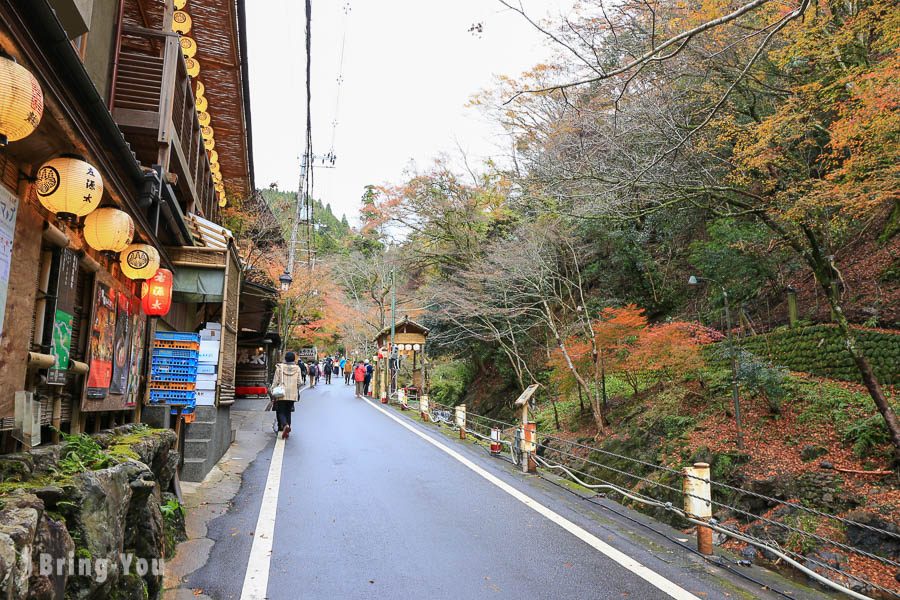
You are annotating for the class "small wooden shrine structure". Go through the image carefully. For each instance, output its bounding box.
[373,316,429,399]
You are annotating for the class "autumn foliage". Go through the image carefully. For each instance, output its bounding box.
[551,305,721,398]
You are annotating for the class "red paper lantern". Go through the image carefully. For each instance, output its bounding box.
[141,268,173,317]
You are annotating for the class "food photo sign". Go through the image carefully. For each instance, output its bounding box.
[82,274,147,411]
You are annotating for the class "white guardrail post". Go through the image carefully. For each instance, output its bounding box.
[684,462,713,555]
[490,428,501,455]
[455,404,466,440]
[420,394,430,422]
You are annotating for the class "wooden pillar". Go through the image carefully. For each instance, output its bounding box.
[786,287,799,327]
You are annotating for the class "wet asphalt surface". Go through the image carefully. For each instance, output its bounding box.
[186,382,829,600]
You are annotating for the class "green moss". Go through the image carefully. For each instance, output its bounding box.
[75,547,92,561]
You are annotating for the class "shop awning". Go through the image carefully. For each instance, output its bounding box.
[173,266,225,303]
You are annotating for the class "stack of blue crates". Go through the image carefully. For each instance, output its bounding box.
[151,332,200,416]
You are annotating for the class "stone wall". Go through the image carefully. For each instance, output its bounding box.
[710,324,900,384]
[0,425,184,599]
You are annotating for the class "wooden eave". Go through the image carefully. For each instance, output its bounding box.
[124,0,253,198]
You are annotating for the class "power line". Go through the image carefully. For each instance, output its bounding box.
[304,0,314,270]
[327,1,351,161]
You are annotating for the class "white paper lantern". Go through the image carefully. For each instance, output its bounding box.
[0,56,43,146]
[120,243,160,280]
[172,10,192,34]
[185,57,200,78]
[36,156,103,219]
[83,207,134,253]
[180,36,197,58]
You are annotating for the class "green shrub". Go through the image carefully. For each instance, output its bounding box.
[734,349,790,414]
[429,360,475,407]
[57,432,111,474]
[841,415,891,458]
[655,415,695,439]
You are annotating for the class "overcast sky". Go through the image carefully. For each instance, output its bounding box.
[245,0,572,225]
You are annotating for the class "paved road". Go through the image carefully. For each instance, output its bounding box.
[186,383,828,600]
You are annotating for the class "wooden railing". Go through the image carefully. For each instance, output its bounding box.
[111,26,219,225]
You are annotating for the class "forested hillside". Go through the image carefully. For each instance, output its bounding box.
[304,0,899,594]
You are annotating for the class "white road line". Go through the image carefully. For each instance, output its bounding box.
[364,399,701,600]
[240,435,286,600]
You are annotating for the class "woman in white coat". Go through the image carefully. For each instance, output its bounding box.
[271,351,301,439]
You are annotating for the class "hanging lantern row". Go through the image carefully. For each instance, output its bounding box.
[141,268,173,317]
[0,55,43,146]
[172,2,228,208]
[120,243,160,280]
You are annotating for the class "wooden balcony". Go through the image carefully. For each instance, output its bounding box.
[111,26,220,224]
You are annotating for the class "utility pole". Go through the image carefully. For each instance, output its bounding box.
[389,268,396,395]
[286,152,310,277]
[390,268,396,348]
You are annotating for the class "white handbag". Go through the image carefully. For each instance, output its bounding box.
[270,385,285,399]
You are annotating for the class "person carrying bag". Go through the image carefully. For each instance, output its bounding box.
[270,351,302,439]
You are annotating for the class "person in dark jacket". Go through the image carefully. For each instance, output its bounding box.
[364,360,373,396]
[308,360,318,388]
[299,360,308,385]
[324,356,333,384]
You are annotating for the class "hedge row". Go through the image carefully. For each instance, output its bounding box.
[713,324,900,384]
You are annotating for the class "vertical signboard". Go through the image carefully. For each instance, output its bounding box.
[110,292,132,394]
[0,185,18,337]
[126,303,146,408]
[86,281,116,399]
[47,248,79,385]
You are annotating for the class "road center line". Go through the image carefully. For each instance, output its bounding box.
[240,435,286,600]
[363,399,701,600]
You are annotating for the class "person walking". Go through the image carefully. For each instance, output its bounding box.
[339,356,346,377]
[343,358,353,385]
[324,356,333,384]
[270,352,301,439]
[299,359,308,386]
[308,360,318,388]
[333,357,340,377]
[353,361,366,398]
[363,359,373,397]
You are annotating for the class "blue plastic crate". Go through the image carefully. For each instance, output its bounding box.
[151,363,197,376]
[151,372,196,383]
[152,348,199,359]
[154,331,201,343]
[171,404,196,415]
[151,356,199,368]
[149,389,196,404]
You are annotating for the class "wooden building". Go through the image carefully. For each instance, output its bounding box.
[0,0,256,479]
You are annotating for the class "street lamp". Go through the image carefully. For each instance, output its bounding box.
[689,274,745,449]
[279,270,292,292]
